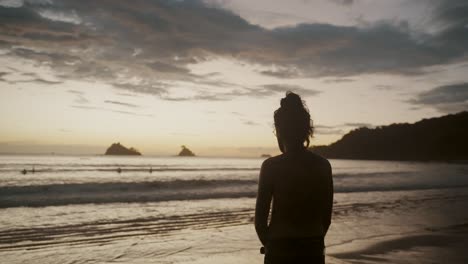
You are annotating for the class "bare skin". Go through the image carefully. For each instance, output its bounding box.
[255,146,333,246]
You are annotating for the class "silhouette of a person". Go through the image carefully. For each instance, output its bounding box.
[255,92,333,264]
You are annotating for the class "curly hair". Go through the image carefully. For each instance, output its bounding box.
[274,91,314,151]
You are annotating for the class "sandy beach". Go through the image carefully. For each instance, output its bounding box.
[1,156,468,263]
[1,189,467,264]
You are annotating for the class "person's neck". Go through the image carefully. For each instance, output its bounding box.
[283,144,305,153]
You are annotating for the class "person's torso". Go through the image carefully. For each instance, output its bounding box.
[268,151,329,239]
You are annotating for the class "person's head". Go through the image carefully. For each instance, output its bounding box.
[274,91,313,153]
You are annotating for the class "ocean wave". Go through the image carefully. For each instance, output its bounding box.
[0,167,260,173]
[1,177,468,208]
[0,180,257,208]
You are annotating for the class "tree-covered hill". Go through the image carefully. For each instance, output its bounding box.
[311,112,468,161]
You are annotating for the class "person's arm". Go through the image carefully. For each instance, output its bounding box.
[323,160,333,235]
[255,159,273,246]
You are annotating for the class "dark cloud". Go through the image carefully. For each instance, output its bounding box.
[324,78,355,83]
[261,84,320,96]
[433,0,468,30]
[242,120,261,126]
[32,78,63,84]
[410,82,468,113]
[1,0,467,99]
[146,61,191,74]
[259,68,301,78]
[330,0,355,6]
[21,31,80,41]
[1,77,62,85]
[104,100,139,108]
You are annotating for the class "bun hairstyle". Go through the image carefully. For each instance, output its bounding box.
[274,91,313,151]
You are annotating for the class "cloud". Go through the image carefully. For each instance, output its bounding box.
[165,84,320,101]
[260,84,320,96]
[112,82,170,97]
[0,67,63,84]
[104,100,139,108]
[116,92,139,97]
[314,122,373,135]
[1,0,467,99]
[146,61,191,74]
[0,0,24,8]
[154,83,319,102]
[67,89,89,104]
[330,0,354,5]
[37,9,82,25]
[71,105,153,117]
[67,89,83,95]
[343,122,372,128]
[160,93,231,102]
[259,68,301,78]
[0,71,9,78]
[375,84,395,90]
[410,82,468,113]
[242,120,261,126]
[324,78,355,83]
[314,125,344,135]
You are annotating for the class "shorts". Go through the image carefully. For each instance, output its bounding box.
[264,237,325,264]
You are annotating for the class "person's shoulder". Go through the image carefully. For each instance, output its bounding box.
[306,150,331,170]
[261,154,285,168]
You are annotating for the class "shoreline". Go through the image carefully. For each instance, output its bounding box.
[1,192,467,263]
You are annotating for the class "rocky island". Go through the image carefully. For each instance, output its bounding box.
[105,143,141,156]
[178,145,195,157]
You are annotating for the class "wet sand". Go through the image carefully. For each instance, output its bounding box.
[329,223,468,264]
[1,186,468,263]
[1,203,468,263]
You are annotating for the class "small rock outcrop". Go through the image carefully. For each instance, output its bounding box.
[178,145,195,157]
[105,143,141,156]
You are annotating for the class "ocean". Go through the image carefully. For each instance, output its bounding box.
[1,155,468,263]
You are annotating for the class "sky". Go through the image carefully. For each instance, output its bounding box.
[0,0,467,157]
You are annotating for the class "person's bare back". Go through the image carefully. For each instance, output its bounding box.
[254,92,333,263]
